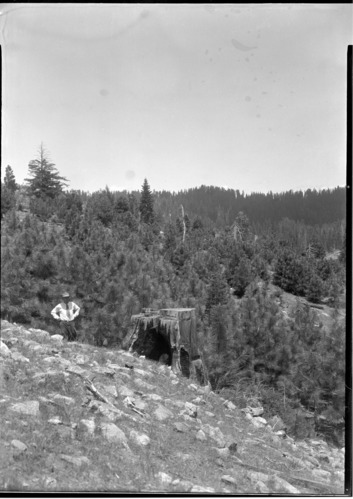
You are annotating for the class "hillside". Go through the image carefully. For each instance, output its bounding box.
[0,320,347,494]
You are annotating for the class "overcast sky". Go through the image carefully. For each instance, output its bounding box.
[1,3,352,194]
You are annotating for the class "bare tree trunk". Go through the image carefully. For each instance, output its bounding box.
[181,204,186,244]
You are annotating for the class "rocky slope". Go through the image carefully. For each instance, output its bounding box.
[0,320,346,494]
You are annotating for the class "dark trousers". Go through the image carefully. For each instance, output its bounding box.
[60,321,77,341]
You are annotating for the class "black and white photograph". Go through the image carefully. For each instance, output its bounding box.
[0,3,351,495]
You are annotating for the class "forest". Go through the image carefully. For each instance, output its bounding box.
[1,147,347,446]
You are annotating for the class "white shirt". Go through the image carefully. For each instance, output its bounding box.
[51,301,80,322]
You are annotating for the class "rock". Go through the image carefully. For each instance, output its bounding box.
[59,455,90,467]
[249,406,264,416]
[52,394,75,406]
[10,351,30,363]
[134,378,156,391]
[88,400,126,422]
[188,383,199,391]
[245,413,253,421]
[268,415,286,431]
[171,479,193,492]
[133,398,147,411]
[334,470,344,481]
[175,452,192,461]
[183,401,198,418]
[0,341,11,357]
[312,468,332,481]
[252,418,267,428]
[117,385,134,398]
[10,400,40,416]
[165,398,185,408]
[78,419,95,435]
[156,472,173,485]
[191,485,215,493]
[11,440,27,452]
[144,393,162,402]
[74,354,90,365]
[205,411,215,417]
[48,417,62,425]
[174,422,189,433]
[271,475,301,494]
[129,430,151,446]
[305,455,320,467]
[51,334,64,343]
[196,429,207,441]
[100,423,127,445]
[28,328,50,341]
[154,404,174,421]
[221,475,237,486]
[214,447,230,459]
[44,477,57,489]
[201,424,226,447]
[274,430,286,438]
[254,480,270,493]
[248,471,270,483]
[134,368,152,378]
[223,400,236,410]
[56,426,75,440]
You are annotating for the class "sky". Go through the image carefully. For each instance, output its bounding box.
[1,3,352,194]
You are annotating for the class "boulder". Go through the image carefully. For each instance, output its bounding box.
[251,418,267,428]
[10,400,40,416]
[129,430,151,446]
[59,455,90,467]
[154,404,174,421]
[78,419,96,435]
[223,400,236,410]
[52,394,75,406]
[144,393,163,402]
[156,472,173,485]
[117,385,134,398]
[254,480,270,493]
[268,415,285,430]
[11,440,28,452]
[134,378,156,391]
[221,475,237,486]
[28,328,50,342]
[248,406,264,417]
[51,334,64,344]
[0,341,11,357]
[214,447,230,459]
[196,429,207,441]
[174,422,189,433]
[100,422,127,445]
[312,468,332,481]
[191,485,215,493]
[201,424,226,447]
[10,351,30,363]
[271,475,301,494]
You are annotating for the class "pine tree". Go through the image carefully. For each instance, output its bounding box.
[139,178,154,224]
[3,165,18,192]
[205,272,229,314]
[1,165,18,217]
[25,143,68,199]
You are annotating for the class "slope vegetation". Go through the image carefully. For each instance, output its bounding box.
[0,321,346,494]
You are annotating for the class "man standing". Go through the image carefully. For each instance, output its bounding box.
[51,292,80,341]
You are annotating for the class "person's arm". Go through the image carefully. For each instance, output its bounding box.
[51,304,61,320]
[72,303,80,319]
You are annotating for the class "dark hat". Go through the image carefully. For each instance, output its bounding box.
[62,291,70,298]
